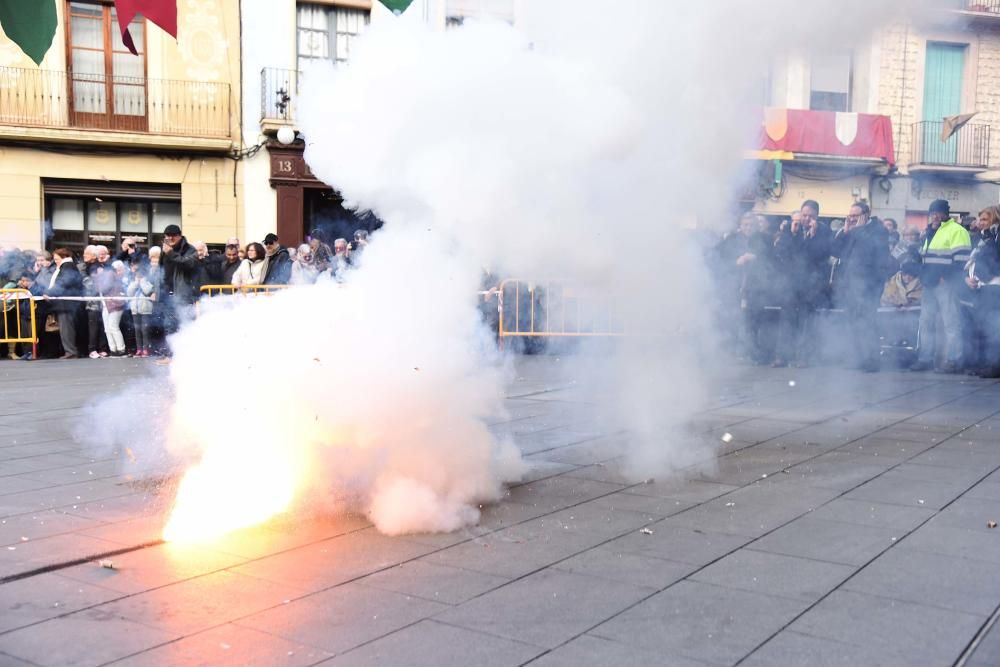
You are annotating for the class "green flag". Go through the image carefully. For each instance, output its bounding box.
[0,0,57,65]
[376,0,415,14]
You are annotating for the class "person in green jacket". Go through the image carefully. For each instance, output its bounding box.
[911,199,971,372]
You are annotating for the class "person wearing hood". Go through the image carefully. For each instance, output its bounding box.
[261,233,292,285]
[160,224,200,332]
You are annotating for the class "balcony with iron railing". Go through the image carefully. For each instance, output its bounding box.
[0,66,232,149]
[958,1,1000,16]
[910,121,991,170]
[261,67,299,129]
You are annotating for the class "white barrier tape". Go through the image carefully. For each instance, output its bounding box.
[0,295,148,302]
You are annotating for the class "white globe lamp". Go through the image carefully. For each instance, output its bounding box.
[276,127,297,145]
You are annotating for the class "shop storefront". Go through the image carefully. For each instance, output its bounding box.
[43,179,182,255]
[872,175,1000,230]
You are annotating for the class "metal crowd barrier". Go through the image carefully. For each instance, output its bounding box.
[0,289,37,359]
[196,284,290,317]
[199,285,290,298]
[496,279,625,349]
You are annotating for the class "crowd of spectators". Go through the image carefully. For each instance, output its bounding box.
[6,199,1000,374]
[716,197,1000,375]
[0,225,371,360]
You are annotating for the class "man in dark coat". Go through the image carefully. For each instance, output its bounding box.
[44,248,84,359]
[718,213,778,364]
[193,241,224,292]
[261,233,292,285]
[831,201,893,372]
[796,210,834,366]
[221,238,242,285]
[160,224,199,332]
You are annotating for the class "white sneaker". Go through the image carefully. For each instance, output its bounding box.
[88,351,100,359]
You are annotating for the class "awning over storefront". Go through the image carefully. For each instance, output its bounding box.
[756,108,896,166]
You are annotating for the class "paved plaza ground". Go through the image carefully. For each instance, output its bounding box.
[1,356,1000,666]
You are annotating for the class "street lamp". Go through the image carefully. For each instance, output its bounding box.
[276,127,297,145]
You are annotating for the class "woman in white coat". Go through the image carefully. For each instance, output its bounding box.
[231,242,266,287]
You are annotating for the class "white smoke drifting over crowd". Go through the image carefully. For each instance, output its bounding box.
[81,0,945,537]
[297,0,943,480]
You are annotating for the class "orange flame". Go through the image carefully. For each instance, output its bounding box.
[162,444,300,543]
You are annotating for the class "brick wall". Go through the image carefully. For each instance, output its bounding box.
[876,22,922,171]
[877,18,1000,173]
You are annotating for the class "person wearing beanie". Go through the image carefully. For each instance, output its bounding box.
[911,199,971,372]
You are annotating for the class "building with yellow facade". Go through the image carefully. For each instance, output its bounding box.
[0,0,242,254]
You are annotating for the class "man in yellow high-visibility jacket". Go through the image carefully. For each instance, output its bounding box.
[911,199,971,372]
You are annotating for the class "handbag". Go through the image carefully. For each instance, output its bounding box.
[45,314,59,332]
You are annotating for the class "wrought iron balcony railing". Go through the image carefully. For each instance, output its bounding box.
[964,1,1000,14]
[0,66,231,139]
[261,67,299,124]
[910,121,990,169]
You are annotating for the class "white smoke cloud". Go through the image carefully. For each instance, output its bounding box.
[297,1,940,483]
[81,0,948,537]
[158,228,524,536]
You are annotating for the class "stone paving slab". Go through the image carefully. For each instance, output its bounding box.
[1,357,1000,665]
[787,589,985,665]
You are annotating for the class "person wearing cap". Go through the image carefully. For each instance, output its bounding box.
[160,224,199,329]
[261,233,292,285]
[911,199,971,372]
